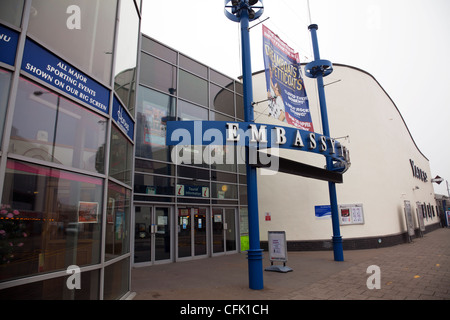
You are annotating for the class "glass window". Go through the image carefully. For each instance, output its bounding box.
[178,166,210,180]
[211,182,237,199]
[0,269,100,299]
[236,94,244,120]
[177,178,210,199]
[114,0,140,114]
[178,70,208,107]
[235,81,243,95]
[9,78,107,173]
[178,100,208,121]
[135,159,174,176]
[139,53,177,94]
[141,36,177,64]
[210,145,237,173]
[210,70,234,89]
[210,84,235,117]
[105,181,131,260]
[211,171,237,183]
[239,185,248,204]
[109,125,133,186]
[0,0,24,27]
[0,69,12,149]
[180,55,207,79]
[103,257,130,300]
[134,173,174,195]
[136,86,175,162]
[27,0,117,85]
[1,160,103,282]
[209,111,233,122]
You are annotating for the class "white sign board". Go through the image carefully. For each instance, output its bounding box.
[267,231,288,262]
[339,203,365,225]
[416,201,425,232]
[404,200,415,237]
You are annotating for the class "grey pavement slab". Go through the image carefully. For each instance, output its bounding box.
[131,228,450,300]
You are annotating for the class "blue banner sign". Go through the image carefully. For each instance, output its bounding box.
[315,205,331,219]
[0,24,19,66]
[112,96,134,141]
[21,39,110,115]
[166,121,349,171]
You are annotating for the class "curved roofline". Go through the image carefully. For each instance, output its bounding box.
[252,64,429,161]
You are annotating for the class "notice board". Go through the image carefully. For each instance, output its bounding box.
[267,231,288,262]
[404,200,415,237]
[339,203,364,225]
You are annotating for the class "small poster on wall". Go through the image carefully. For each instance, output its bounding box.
[78,202,99,223]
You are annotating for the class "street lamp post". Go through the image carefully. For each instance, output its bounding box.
[224,0,264,290]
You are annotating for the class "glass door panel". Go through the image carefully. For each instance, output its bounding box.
[225,208,236,252]
[134,206,152,263]
[212,208,224,254]
[155,207,171,261]
[134,206,172,265]
[178,208,191,258]
[194,208,207,256]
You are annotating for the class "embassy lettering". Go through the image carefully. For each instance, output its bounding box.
[166,121,350,173]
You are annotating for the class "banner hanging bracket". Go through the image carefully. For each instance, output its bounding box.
[248,17,270,30]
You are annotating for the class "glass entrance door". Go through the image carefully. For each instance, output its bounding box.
[177,207,208,259]
[212,208,237,255]
[134,206,172,265]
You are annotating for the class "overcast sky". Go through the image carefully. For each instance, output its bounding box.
[141,0,450,196]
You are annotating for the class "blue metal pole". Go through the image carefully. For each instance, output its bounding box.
[308,24,344,261]
[240,7,264,290]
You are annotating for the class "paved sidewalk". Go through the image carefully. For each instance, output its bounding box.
[131,228,450,300]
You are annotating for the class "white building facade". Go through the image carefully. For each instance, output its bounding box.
[252,64,439,250]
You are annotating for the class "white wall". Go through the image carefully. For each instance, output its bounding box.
[252,65,438,241]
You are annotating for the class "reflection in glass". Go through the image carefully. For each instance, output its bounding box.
[155,207,171,261]
[136,86,175,162]
[212,208,224,253]
[109,125,133,186]
[0,69,12,149]
[178,70,208,107]
[194,207,207,256]
[178,100,208,121]
[225,208,236,251]
[10,78,106,173]
[28,0,117,85]
[103,257,130,300]
[139,54,177,94]
[210,84,235,117]
[141,36,177,64]
[1,160,103,282]
[0,0,24,27]
[178,208,191,258]
[135,159,174,176]
[114,0,140,113]
[212,182,237,199]
[210,70,234,89]
[134,173,174,195]
[0,269,100,300]
[236,94,244,120]
[105,181,131,260]
[134,206,151,263]
[180,55,207,79]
